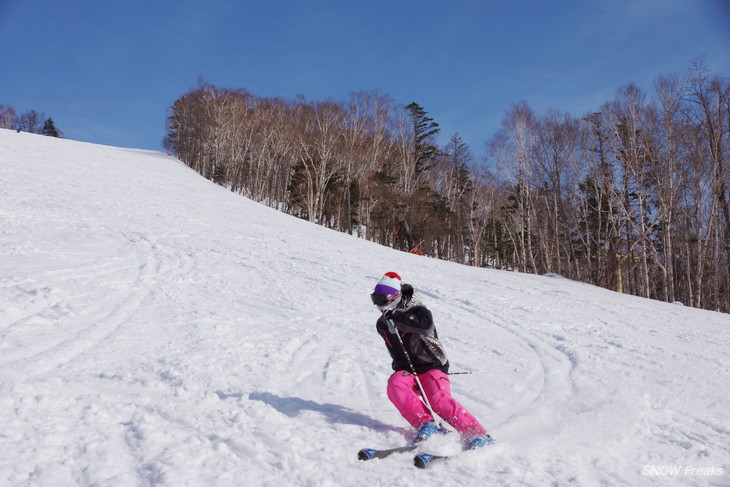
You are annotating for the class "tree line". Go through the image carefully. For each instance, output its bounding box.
[0,104,62,137]
[164,58,729,313]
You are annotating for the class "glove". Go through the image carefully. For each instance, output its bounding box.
[401,283,414,299]
[384,310,399,334]
[401,283,413,306]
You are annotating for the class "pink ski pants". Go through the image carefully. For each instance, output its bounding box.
[387,369,486,437]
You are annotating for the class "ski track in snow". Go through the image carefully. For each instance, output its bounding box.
[1,129,729,487]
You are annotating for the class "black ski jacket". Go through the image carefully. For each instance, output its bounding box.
[376,295,450,374]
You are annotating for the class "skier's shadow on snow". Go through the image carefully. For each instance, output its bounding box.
[242,391,408,435]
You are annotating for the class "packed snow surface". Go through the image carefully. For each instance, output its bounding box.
[1,129,729,487]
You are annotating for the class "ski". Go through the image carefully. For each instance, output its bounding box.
[413,452,450,468]
[414,436,494,468]
[357,445,418,461]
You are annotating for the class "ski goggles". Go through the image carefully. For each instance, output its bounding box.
[370,291,401,306]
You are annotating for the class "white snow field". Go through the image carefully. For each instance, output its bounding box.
[1,128,729,487]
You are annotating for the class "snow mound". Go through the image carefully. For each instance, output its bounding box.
[1,129,728,486]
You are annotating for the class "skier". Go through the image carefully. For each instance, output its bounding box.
[370,271,494,450]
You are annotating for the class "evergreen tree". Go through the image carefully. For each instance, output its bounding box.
[41,118,60,137]
[405,102,440,177]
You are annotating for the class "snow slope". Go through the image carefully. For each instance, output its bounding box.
[1,129,728,487]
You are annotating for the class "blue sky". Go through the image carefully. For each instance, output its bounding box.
[1,0,728,155]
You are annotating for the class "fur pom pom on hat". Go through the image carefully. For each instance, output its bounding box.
[373,272,402,295]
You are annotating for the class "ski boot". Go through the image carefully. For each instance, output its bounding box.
[415,420,446,443]
[467,433,495,450]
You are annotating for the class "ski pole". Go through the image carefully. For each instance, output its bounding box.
[388,318,438,420]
